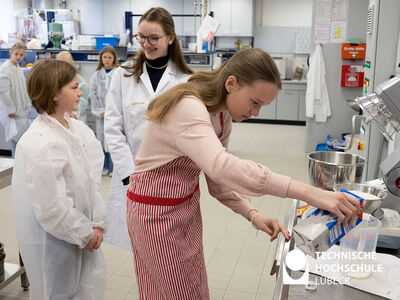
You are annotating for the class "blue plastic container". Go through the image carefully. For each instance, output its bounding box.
[95,37,119,51]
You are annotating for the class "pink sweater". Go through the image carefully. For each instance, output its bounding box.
[134,96,291,218]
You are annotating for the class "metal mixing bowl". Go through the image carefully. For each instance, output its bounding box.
[333,183,387,213]
[308,151,366,190]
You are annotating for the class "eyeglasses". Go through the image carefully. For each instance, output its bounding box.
[134,34,166,45]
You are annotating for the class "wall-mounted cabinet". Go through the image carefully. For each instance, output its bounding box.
[210,0,254,37]
[251,82,306,121]
[129,0,184,36]
[183,1,201,36]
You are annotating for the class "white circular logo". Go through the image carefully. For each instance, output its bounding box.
[285,249,307,271]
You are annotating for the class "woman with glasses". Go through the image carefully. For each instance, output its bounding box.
[104,7,193,250]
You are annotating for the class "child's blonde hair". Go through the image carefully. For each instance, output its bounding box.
[57,51,74,65]
[10,43,26,53]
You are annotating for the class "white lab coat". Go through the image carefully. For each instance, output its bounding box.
[0,60,30,141]
[104,60,190,250]
[89,67,116,150]
[76,74,89,122]
[12,113,106,300]
[306,44,332,122]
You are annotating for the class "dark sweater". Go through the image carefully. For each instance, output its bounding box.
[146,55,169,91]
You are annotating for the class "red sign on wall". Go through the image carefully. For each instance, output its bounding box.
[341,65,364,87]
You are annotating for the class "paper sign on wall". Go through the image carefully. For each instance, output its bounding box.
[198,15,220,43]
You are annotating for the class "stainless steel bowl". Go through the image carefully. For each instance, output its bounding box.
[308,151,366,190]
[333,183,387,213]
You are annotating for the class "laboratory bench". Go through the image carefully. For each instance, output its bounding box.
[272,199,399,300]
[0,158,29,292]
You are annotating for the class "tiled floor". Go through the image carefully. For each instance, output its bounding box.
[0,122,308,300]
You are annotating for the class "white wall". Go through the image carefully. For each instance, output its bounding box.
[0,0,16,42]
[262,0,313,27]
[104,0,130,35]
[80,0,104,35]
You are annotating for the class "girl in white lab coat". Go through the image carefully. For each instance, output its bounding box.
[12,59,106,300]
[0,43,30,158]
[104,7,193,250]
[57,51,89,122]
[89,46,119,176]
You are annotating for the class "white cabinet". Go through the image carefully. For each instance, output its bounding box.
[251,82,306,121]
[253,99,276,120]
[210,0,254,36]
[210,0,231,36]
[298,91,306,121]
[130,0,183,36]
[231,0,253,36]
[276,90,298,120]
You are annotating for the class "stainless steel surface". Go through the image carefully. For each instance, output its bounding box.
[273,199,298,300]
[273,199,392,300]
[0,263,27,290]
[346,98,361,113]
[0,158,13,190]
[308,151,366,190]
[0,158,29,291]
[333,183,387,213]
[355,76,400,141]
[334,115,365,151]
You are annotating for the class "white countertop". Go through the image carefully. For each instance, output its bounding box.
[282,79,307,84]
[0,158,13,173]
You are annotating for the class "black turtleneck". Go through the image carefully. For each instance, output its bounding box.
[146,55,169,91]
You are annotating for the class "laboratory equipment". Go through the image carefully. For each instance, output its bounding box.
[339,213,382,279]
[307,151,365,190]
[48,23,63,49]
[337,76,400,249]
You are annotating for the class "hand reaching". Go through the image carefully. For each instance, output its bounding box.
[287,180,361,227]
[252,213,291,242]
[307,188,360,227]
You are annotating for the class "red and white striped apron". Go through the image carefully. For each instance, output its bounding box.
[126,112,224,300]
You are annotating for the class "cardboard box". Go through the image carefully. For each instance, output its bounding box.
[293,191,364,258]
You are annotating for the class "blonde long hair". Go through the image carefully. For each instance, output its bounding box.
[96,46,119,71]
[147,48,282,122]
[123,7,193,82]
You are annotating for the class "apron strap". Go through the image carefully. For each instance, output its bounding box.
[219,112,224,134]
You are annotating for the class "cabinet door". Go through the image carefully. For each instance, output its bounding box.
[183,0,201,36]
[209,0,231,36]
[130,1,183,35]
[231,0,253,36]
[298,91,306,121]
[251,98,276,120]
[276,90,299,120]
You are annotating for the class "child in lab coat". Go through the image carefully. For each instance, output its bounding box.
[57,51,89,122]
[89,46,119,176]
[0,43,30,157]
[12,59,106,300]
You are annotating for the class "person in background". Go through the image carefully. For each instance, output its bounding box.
[0,43,30,158]
[104,7,193,250]
[57,51,89,122]
[90,46,119,177]
[127,48,360,299]
[12,59,107,300]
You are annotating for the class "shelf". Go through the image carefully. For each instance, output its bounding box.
[0,263,29,291]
